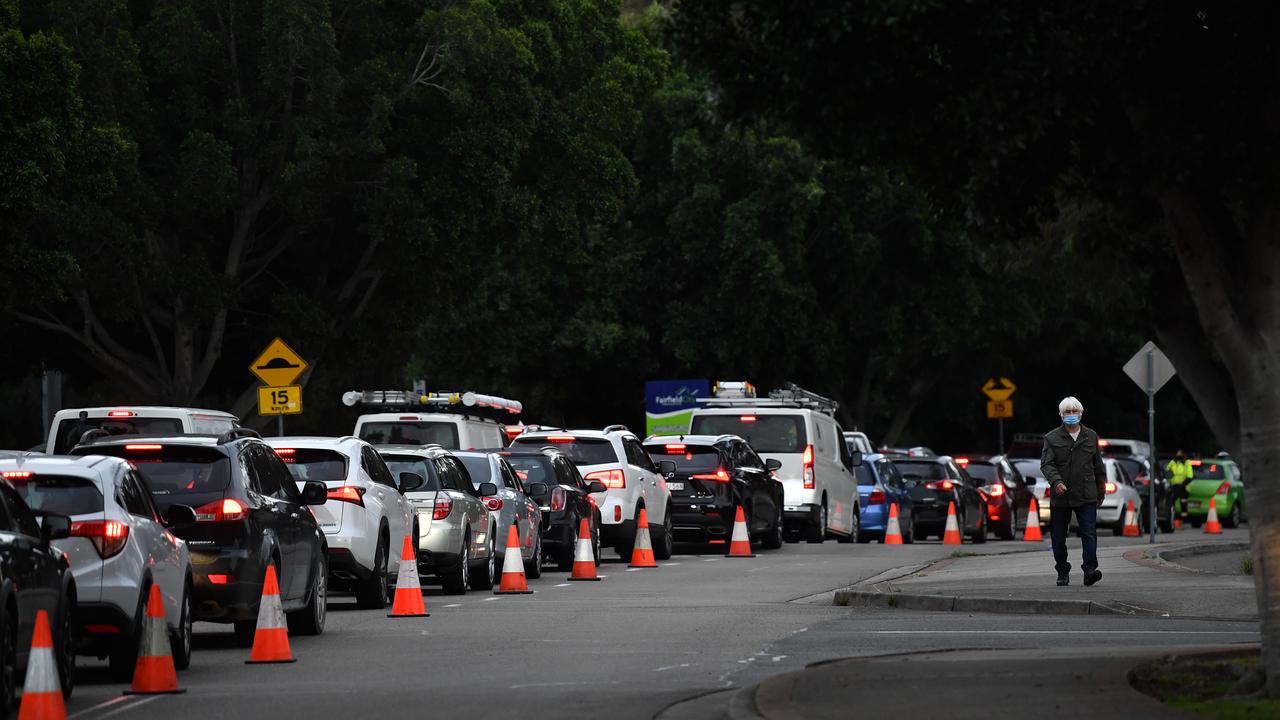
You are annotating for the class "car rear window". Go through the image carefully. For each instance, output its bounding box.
[644,444,720,474]
[688,414,807,453]
[1112,458,1145,479]
[854,465,873,485]
[54,417,183,454]
[893,461,948,481]
[1191,462,1227,479]
[1012,459,1043,478]
[961,463,998,483]
[456,455,494,487]
[503,456,555,487]
[511,437,618,466]
[358,421,460,448]
[380,456,441,491]
[277,448,349,483]
[8,474,104,516]
[79,445,232,497]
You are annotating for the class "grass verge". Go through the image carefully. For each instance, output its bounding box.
[1130,651,1278,719]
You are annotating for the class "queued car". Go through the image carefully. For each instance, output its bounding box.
[1107,454,1174,532]
[1011,458,1051,526]
[643,435,785,549]
[511,427,673,560]
[266,437,422,609]
[1184,458,1246,528]
[347,389,520,450]
[954,455,1034,540]
[1098,458,1144,535]
[72,431,330,645]
[454,451,543,578]
[496,447,604,570]
[855,453,915,543]
[45,406,238,455]
[376,445,499,594]
[0,469,77,709]
[3,455,194,680]
[892,455,987,542]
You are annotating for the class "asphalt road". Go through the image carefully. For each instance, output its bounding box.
[59,535,1260,720]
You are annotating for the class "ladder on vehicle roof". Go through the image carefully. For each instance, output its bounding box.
[695,382,839,416]
[340,390,523,416]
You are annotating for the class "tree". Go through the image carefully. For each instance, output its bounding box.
[675,0,1280,693]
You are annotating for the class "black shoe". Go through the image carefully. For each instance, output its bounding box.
[1056,574,1069,586]
[1084,569,1102,586]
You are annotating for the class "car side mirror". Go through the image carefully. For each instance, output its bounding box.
[1024,476,1037,486]
[587,481,607,494]
[164,504,197,527]
[527,482,548,496]
[848,451,863,468]
[765,458,782,471]
[478,481,498,497]
[301,480,329,505]
[40,513,71,543]
[656,460,677,475]
[398,472,425,493]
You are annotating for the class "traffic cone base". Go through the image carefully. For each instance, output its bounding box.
[18,610,66,720]
[629,508,658,568]
[389,535,430,616]
[569,518,601,581]
[1122,499,1141,537]
[883,503,903,545]
[496,524,534,594]
[726,506,756,557]
[942,501,963,545]
[246,565,296,664]
[124,583,184,695]
[1204,497,1222,534]
[1023,498,1043,541]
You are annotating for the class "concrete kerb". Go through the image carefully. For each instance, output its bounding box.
[1157,541,1250,569]
[831,588,1154,616]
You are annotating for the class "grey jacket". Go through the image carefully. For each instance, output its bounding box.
[1039,425,1107,508]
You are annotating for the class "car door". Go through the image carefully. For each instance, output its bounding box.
[826,419,856,534]
[362,446,407,557]
[883,461,912,526]
[624,438,666,525]
[119,469,182,616]
[734,442,770,526]
[244,445,302,600]
[0,483,62,661]
[497,460,531,551]
[502,460,539,554]
[948,462,979,531]
[442,457,488,558]
[265,446,318,600]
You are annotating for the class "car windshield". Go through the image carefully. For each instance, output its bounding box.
[54,417,183,454]
[456,455,495,488]
[1191,462,1227,480]
[511,437,617,466]
[380,456,441,491]
[503,456,555,487]
[277,448,348,483]
[359,421,460,448]
[962,463,998,483]
[8,474,104,516]
[688,414,807,453]
[894,461,948,480]
[644,444,720,474]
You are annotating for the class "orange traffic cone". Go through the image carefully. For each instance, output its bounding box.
[1204,497,1222,534]
[726,506,756,557]
[1122,499,1141,537]
[388,535,429,616]
[124,584,185,695]
[18,610,65,720]
[568,518,601,581]
[245,564,295,664]
[883,504,903,545]
[629,508,658,568]
[1023,498,1042,541]
[942,502,963,545]
[496,524,534,594]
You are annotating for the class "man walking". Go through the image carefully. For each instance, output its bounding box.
[1040,397,1107,587]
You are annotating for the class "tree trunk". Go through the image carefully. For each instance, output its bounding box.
[881,372,936,446]
[1238,382,1280,696]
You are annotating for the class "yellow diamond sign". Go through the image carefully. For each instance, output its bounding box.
[249,338,308,387]
[981,377,1017,402]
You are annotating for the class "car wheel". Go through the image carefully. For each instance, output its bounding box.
[55,590,75,699]
[288,553,327,636]
[109,583,147,681]
[356,531,390,609]
[997,511,1016,541]
[442,534,470,595]
[903,519,915,544]
[837,505,857,543]
[592,518,602,566]
[805,504,827,544]
[761,503,784,550]
[1112,518,1125,536]
[468,531,495,590]
[171,579,194,670]
[0,613,14,717]
[556,518,577,571]
[525,531,544,579]
[971,513,988,544]
[653,506,675,560]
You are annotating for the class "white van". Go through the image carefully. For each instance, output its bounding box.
[45,406,239,454]
[688,384,861,543]
[345,390,518,450]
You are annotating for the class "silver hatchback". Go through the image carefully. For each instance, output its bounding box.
[454,452,544,579]
[376,446,498,595]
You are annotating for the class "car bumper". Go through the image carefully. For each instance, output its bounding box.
[417,511,467,557]
[782,502,821,526]
[600,518,636,547]
[189,548,267,623]
[1183,496,1231,517]
[539,510,579,553]
[859,503,889,533]
[670,503,732,540]
[327,547,374,584]
[75,602,136,655]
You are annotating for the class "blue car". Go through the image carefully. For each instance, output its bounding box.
[856,453,916,543]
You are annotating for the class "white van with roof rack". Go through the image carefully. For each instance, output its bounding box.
[344,390,520,451]
[687,382,862,544]
[46,406,239,455]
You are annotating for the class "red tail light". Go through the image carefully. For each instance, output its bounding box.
[549,486,566,512]
[1,471,32,479]
[1104,481,1117,494]
[614,505,622,522]
[738,415,757,423]
[274,448,296,457]
[206,574,229,585]
[954,457,970,466]
[925,480,953,492]
[124,444,162,451]
[987,483,1005,497]
[1189,459,1202,466]
[664,443,687,453]
[868,486,886,504]
[546,435,576,443]
[484,497,504,511]
[692,469,730,482]
[586,469,625,489]
[1216,481,1231,495]
[327,486,366,506]
[71,520,130,558]
[802,444,815,489]
[432,496,453,520]
[194,498,246,522]
[107,410,135,418]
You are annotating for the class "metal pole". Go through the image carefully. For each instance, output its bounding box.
[997,417,1005,455]
[277,415,284,437]
[1147,349,1156,544]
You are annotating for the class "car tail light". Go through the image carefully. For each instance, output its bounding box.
[692,469,730,482]
[614,505,622,522]
[546,435,576,443]
[194,498,246,522]
[739,415,757,423]
[399,416,418,420]
[124,444,162,451]
[274,448,296,457]
[925,480,953,492]
[1,471,32,479]
[664,443,687,453]
[107,410,135,418]
[327,486,366,506]
[484,497,504,511]
[955,457,969,466]
[1105,482,1118,494]
[1098,439,1109,447]
[206,574,229,585]
[432,496,453,520]
[987,483,1005,497]
[71,520,130,558]
[586,469,625,489]
[868,485,886,504]
[1216,481,1231,495]
[1189,459,1202,466]
[550,486,566,512]
[1208,464,1219,474]
[802,444,815,489]
[84,624,121,634]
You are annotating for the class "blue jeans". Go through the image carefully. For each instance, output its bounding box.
[1049,503,1098,576]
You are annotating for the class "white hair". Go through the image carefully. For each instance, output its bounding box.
[1058,396,1083,415]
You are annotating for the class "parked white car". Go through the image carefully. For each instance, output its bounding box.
[46,406,238,455]
[511,426,673,560]
[266,437,421,609]
[0,454,194,681]
[1013,457,1140,534]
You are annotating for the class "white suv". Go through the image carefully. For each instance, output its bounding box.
[266,437,421,608]
[689,384,860,543]
[511,427,672,560]
[0,454,194,681]
[46,406,239,455]
[344,390,519,450]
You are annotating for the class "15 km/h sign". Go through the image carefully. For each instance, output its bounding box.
[258,386,303,415]
[249,338,308,388]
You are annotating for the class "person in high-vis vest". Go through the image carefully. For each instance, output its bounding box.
[1166,450,1194,520]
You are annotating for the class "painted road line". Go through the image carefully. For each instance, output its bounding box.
[555,583,571,587]
[444,604,462,608]
[69,697,132,719]
[100,696,162,718]
[868,630,1259,635]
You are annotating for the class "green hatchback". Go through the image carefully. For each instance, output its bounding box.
[1183,458,1246,528]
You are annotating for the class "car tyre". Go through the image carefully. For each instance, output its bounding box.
[903,518,915,544]
[525,532,543,579]
[55,589,75,699]
[356,531,390,609]
[171,579,194,670]
[653,507,675,560]
[592,519,602,567]
[288,553,327,636]
[468,531,495,590]
[109,582,147,681]
[442,534,470,595]
[1223,503,1241,528]
[761,503,784,550]
[805,504,827,544]
[837,507,858,543]
[997,511,1016,541]
[971,513,988,544]
[556,518,576,571]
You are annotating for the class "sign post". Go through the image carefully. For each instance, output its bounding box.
[1122,341,1176,544]
[982,377,1017,454]
[250,338,308,435]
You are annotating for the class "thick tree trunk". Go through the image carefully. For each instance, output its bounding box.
[1238,382,1280,696]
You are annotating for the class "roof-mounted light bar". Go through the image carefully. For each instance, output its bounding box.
[342,389,522,416]
[696,382,839,416]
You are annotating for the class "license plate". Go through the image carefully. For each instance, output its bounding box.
[1187,501,1201,508]
[667,482,684,491]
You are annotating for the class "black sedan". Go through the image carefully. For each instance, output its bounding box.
[644,435,785,549]
[954,454,1036,540]
[0,469,76,711]
[892,455,987,542]
[496,447,604,570]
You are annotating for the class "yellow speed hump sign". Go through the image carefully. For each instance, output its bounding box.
[250,338,308,388]
[258,386,303,416]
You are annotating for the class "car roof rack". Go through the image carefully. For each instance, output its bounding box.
[696,382,839,416]
[602,424,631,434]
[218,428,263,444]
[341,389,523,421]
